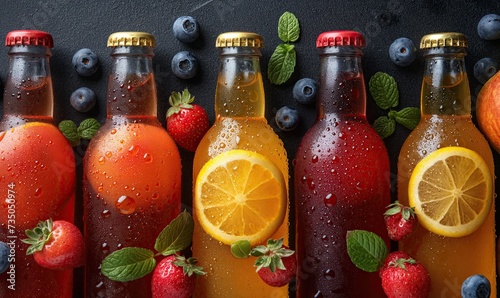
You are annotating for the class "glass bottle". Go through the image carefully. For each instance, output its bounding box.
[192,32,289,297]
[83,32,181,297]
[294,31,390,297]
[0,30,75,298]
[398,32,496,297]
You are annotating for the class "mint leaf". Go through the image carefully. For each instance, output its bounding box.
[78,118,101,140]
[101,247,156,282]
[154,210,194,256]
[58,120,80,146]
[391,107,420,130]
[278,12,300,43]
[346,230,388,273]
[231,240,252,259]
[373,116,396,139]
[369,72,399,110]
[268,44,296,85]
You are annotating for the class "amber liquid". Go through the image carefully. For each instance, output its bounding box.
[192,71,289,297]
[0,78,75,298]
[295,73,389,297]
[83,74,181,297]
[398,74,496,297]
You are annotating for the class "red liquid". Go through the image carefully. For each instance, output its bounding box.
[295,74,390,297]
[0,122,75,297]
[83,73,181,297]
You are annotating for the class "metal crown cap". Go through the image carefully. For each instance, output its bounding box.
[5,30,54,48]
[107,32,156,47]
[316,31,365,48]
[216,32,263,48]
[420,32,467,49]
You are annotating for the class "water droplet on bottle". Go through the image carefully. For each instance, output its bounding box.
[34,188,42,197]
[128,145,139,155]
[307,178,315,190]
[101,243,109,254]
[313,290,323,298]
[115,195,136,215]
[324,269,335,280]
[143,153,153,163]
[101,209,111,219]
[324,193,337,207]
[311,155,319,163]
[98,156,105,165]
[105,151,112,158]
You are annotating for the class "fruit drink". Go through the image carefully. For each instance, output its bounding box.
[0,30,75,298]
[83,32,181,297]
[192,32,289,297]
[398,32,496,297]
[294,31,390,297]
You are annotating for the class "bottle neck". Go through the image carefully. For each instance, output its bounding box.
[421,47,470,116]
[2,45,53,125]
[215,47,265,118]
[107,46,157,120]
[317,46,366,119]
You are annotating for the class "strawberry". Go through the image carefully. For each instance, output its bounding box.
[22,219,85,270]
[151,254,205,298]
[253,238,296,287]
[380,251,431,298]
[384,200,417,241]
[167,88,210,152]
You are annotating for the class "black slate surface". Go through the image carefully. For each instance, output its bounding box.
[1,0,500,297]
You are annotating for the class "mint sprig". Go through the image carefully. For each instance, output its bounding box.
[369,72,420,138]
[101,210,204,282]
[346,230,388,272]
[268,12,300,85]
[58,118,101,146]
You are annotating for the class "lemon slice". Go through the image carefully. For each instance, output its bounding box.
[194,149,287,245]
[408,146,493,237]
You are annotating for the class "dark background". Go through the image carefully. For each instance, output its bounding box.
[2,0,500,297]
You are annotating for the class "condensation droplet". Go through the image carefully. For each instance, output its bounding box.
[324,193,337,207]
[115,195,136,215]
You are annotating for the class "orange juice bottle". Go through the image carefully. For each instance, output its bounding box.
[192,32,289,297]
[295,30,389,297]
[0,30,75,297]
[83,32,181,297]
[398,32,496,297]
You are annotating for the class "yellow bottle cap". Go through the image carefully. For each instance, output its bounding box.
[216,32,263,48]
[420,32,467,49]
[107,32,156,47]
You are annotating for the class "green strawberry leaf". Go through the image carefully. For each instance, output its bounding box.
[58,120,80,146]
[231,240,252,259]
[346,230,388,273]
[278,12,300,43]
[101,247,156,282]
[391,107,420,130]
[268,43,296,85]
[77,118,101,140]
[369,72,399,110]
[154,210,194,256]
[373,116,396,139]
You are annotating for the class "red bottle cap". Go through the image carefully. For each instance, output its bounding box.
[316,31,365,48]
[5,30,54,48]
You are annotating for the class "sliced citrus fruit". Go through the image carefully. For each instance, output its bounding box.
[194,149,287,245]
[408,146,493,237]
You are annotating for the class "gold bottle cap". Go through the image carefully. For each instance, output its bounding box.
[216,32,263,48]
[107,32,156,47]
[420,32,467,49]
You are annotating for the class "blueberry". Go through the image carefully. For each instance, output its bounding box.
[70,87,96,112]
[293,78,318,105]
[173,16,200,43]
[388,37,416,67]
[0,241,9,274]
[171,51,199,79]
[474,57,498,84]
[461,274,490,298]
[478,14,500,40]
[275,106,300,131]
[72,48,99,77]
